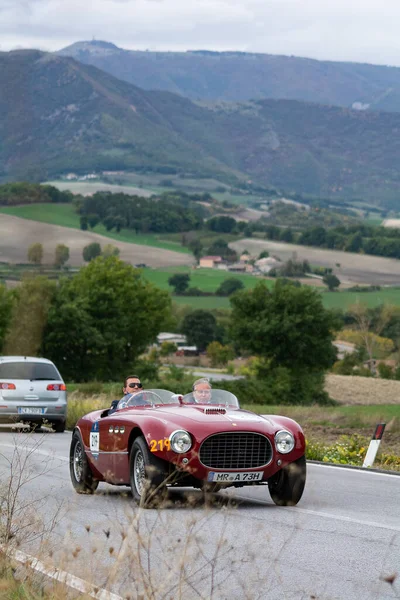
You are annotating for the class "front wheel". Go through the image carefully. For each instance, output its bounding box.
[69,431,99,494]
[268,455,306,506]
[130,437,167,507]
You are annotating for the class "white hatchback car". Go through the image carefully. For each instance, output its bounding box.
[0,356,67,432]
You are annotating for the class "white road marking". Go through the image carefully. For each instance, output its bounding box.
[309,462,400,478]
[1,546,123,600]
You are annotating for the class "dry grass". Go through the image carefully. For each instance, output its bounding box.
[325,373,400,405]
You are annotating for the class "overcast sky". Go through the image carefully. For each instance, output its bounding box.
[2,0,400,67]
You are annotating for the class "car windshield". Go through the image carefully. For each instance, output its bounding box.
[116,389,176,409]
[0,362,60,381]
[182,389,240,408]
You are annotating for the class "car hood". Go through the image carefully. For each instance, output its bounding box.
[118,405,279,431]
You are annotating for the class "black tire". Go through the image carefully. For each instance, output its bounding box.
[52,420,66,433]
[69,431,99,494]
[268,455,306,507]
[129,437,167,507]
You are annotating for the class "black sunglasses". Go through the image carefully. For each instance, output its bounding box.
[128,382,143,389]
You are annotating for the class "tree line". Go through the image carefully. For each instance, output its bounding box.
[0,182,73,205]
[77,191,209,234]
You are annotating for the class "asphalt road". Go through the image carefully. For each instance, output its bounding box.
[0,428,399,600]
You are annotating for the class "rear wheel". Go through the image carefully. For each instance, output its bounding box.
[268,455,306,506]
[130,437,167,507]
[52,420,66,433]
[69,431,99,494]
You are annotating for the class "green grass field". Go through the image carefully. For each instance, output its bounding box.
[142,266,266,292]
[0,204,190,254]
[168,286,400,311]
[320,287,400,309]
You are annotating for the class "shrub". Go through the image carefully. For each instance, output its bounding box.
[377,362,394,379]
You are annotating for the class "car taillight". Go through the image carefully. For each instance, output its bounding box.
[47,384,66,391]
[1,383,16,390]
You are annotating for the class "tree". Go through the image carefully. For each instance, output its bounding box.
[87,214,100,229]
[42,256,171,381]
[102,244,120,258]
[230,281,340,404]
[348,303,394,371]
[207,216,236,233]
[258,250,269,259]
[159,341,178,357]
[216,278,245,296]
[206,341,235,367]
[181,310,217,352]
[4,276,56,356]
[0,284,14,352]
[83,243,101,262]
[168,273,190,295]
[54,244,70,268]
[323,273,341,291]
[27,243,43,265]
[188,239,203,262]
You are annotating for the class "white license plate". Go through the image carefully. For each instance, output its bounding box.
[207,471,264,483]
[18,407,45,415]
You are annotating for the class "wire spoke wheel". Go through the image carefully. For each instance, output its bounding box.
[130,437,167,507]
[73,439,84,483]
[134,449,146,497]
[69,431,99,494]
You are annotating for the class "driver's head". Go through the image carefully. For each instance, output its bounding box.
[123,375,143,395]
[193,378,212,403]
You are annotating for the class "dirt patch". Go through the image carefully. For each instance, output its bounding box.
[325,373,400,405]
[0,214,194,268]
[230,238,400,285]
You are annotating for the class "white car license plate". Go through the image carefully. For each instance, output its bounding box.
[207,471,264,483]
[18,407,44,415]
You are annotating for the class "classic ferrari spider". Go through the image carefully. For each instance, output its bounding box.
[69,389,306,507]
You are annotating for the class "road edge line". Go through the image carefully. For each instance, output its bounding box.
[1,545,123,600]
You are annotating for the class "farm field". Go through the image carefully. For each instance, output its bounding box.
[170,285,400,310]
[0,213,193,268]
[231,238,400,286]
[44,179,154,197]
[142,266,266,292]
[0,205,191,254]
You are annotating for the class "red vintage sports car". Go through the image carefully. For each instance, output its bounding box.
[69,389,306,507]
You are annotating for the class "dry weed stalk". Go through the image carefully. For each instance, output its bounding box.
[0,432,63,547]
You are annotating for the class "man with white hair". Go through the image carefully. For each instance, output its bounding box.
[192,377,212,403]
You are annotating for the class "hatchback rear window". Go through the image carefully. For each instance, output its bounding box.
[0,362,60,381]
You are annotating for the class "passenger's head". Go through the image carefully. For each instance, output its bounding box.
[192,378,212,403]
[123,375,143,395]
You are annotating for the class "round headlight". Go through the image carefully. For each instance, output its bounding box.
[170,430,192,454]
[275,430,295,454]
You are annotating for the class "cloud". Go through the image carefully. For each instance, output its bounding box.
[1,0,400,67]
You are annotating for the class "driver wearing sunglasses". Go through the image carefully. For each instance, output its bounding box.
[123,375,143,395]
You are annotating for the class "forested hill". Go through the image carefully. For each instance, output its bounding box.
[2,50,400,204]
[58,40,400,112]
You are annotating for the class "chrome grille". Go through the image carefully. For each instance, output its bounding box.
[200,433,272,469]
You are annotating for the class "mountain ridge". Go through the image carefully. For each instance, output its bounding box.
[58,40,400,112]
